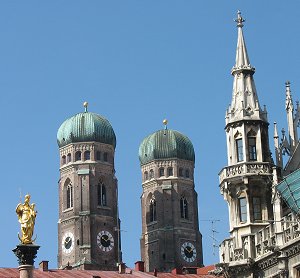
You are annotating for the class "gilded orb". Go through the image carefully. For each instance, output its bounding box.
[163,119,168,126]
[83,101,89,108]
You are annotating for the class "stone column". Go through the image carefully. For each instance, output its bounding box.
[12,244,40,278]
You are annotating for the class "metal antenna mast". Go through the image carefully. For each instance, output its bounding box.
[200,219,220,256]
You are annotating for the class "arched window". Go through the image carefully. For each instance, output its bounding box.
[67,153,71,163]
[159,168,164,177]
[144,171,148,181]
[62,155,66,165]
[96,151,101,161]
[185,169,190,178]
[180,197,188,219]
[149,198,156,222]
[65,181,73,209]
[149,169,154,179]
[97,183,107,206]
[75,151,81,161]
[84,151,90,161]
[103,152,108,162]
[179,168,183,177]
[168,167,173,177]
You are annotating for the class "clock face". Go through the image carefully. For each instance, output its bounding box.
[181,242,197,263]
[97,230,114,252]
[62,231,75,254]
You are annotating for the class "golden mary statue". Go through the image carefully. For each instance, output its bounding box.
[16,194,37,244]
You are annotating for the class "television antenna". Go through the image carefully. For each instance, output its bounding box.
[200,219,220,256]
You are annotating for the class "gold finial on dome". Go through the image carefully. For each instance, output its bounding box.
[83,101,89,112]
[163,119,168,130]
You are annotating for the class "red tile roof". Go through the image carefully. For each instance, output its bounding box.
[0,267,221,278]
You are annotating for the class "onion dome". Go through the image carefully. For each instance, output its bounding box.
[139,122,195,165]
[57,102,116,148]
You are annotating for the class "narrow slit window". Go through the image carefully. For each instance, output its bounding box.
[248,137,257,161]
[239,197,247,222]
[253,197,262,220]
[236,139,244,162]
[149,198,156,222]
[180,197,188,219]
[66,184,73,209]
[98,183,107,206]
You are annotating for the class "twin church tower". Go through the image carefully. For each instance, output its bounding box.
[56,103,203,271]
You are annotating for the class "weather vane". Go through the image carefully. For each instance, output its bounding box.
[235,10,245,28]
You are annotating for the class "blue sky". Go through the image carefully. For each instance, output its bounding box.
[1,1,300,269]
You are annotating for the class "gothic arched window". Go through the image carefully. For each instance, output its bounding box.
[149,198,156,222]
[180,197,188,219]
[96,151,101,161]
[62,155,66,165]
[84,151,90,161]
[144,171,148,181]
[179,168,183,177]
[75,151,81,161]
[67,153,71,163]
[185,169,190,178]
[65,180,73,209]
[159,168,164,177]
[97,183,107,206]
[103,152,108,162]
[149,169,154,179]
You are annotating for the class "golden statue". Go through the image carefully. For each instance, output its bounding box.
[16,194,37,244]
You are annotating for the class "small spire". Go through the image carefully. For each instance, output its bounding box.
[163,119,168,130]
[83,101,89,112]
[274,122,278,138]
[235,10,245,28]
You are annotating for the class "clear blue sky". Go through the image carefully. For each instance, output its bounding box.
[1,1,300,269]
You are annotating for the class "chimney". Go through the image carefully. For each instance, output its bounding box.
[118,262,126,274]
[134,261,144,272]
[171,268,182,275]
[39,261,49,272]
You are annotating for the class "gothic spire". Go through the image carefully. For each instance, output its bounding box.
[226,11,268,125]
[285,81,298,152]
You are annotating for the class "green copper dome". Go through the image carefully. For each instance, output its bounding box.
[139,129,195,165]
[57,111,116,148]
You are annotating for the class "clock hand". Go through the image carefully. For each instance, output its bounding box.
[102,236,109,242]
[186,247,193,253]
